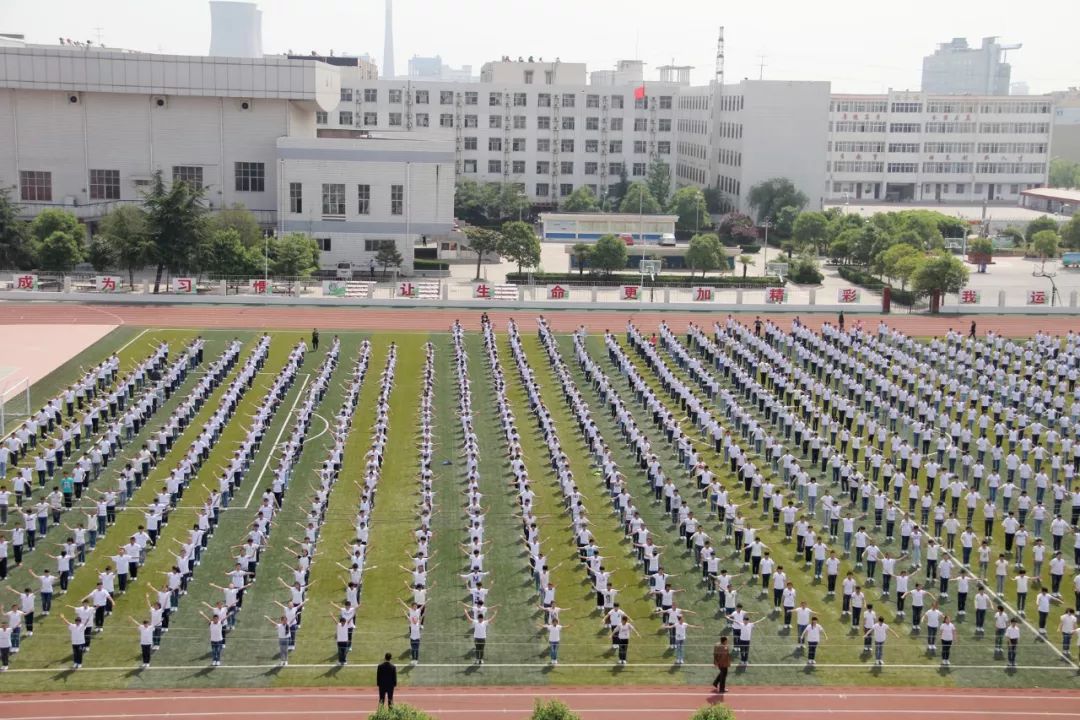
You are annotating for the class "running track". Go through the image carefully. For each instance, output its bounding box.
[0,302,1077,336]
[2,687,1080,720]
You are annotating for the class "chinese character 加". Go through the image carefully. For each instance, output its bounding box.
[694,287,713,302]
[549,285,567,300]
[623,285,639,300]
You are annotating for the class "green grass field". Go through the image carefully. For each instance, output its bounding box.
[1,325,1078,693]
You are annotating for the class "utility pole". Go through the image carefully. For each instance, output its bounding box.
[756,55,767,81]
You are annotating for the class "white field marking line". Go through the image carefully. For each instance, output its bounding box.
[306,411,330,445]
[8,711,1080,720]
[115,327,151,355]
[242,373,311,510]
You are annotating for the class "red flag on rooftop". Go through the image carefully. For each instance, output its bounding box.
[633,84,645,100]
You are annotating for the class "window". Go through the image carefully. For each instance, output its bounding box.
[833,121,887,133]
[340,88,353,102]
[925,122,977,134]
[316,111,328,125]
[364,239,394,252]
[659,95,672,109]
[561,116,575,130]
[464,91,478,105]
[536,139,550,152]
[356,184,370,215]
[172,166,203,188]
[440,113,453,128]
[415,113,428,127]
[535,183,549,197]
[609,140,623,153]
[955,184,966,194]
[609,162,623,175]
[887,143,919,153]
[923,162,974,174]
[524,70,534,84]
[415,90,429,104]
[364,112,379,126]
[489,115,502,129]
[889,123,920,133]
[834,141,886,153]
[391,184,404,215]
[886,163,918,173]
[561,139,574,152]
[464,136,478,150]
[634,118,647,131]
[633,141,647,154]
[440,90,454,105]
[513,92,527,107]
[512,160,525,174]
[463,159,477,173]
[315,237,331,252]
[610,118,623,131]
[585,140,598,152]
[513,115,527,129]
[657,141,671,155]
[89,169,120,200]
[289,182,302,213]
[19,170,51,201]
[537,116,551,130]
[339,111,354,125]
[538,93,551,107]
[488,138,503,151]
[536,161,550,174]
[890,102,922,113]
[658,119,671,132]
[512,138,526,152]
[322,183,346,216]
[489,92,502,106]
[464,115,478,128]
[389,112,403,126]
[389,89,402,103]
[586,94,599,108]
[584,162,598,175]
[562,93,575,108]
[560,183,573,197]
[611,95,624,109]
[544,70,554,84]
[586,117,599,130]
[632,162,646,176]
[488,160,502,173]
[234,162,265,192]
[560,161,574,174]
[364,88,377,102]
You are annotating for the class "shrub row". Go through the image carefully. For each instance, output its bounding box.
[836,265,918,306]
[506,271,785,288]
[367,702,736,720]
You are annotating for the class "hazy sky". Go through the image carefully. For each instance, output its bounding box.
[2,0,1077,93]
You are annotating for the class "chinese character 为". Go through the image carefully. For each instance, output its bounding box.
[960,290,978,304]
[16,275,34,290]
[399,282,415,297]
[694,287,713,302]
[177,278,192,293]
[1029,290,1046,305]
[768,288,786,303]
[839,289,857,303]
[623,286,639,300]
[475,284,491,298]
[252,280,268,294]
[100,277,116,291]
[549,285,567,300]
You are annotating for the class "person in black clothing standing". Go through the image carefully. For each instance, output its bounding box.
[838,311,845,332]
[376,652,397,707]
[311,329,319,351]
[969,321,976,339]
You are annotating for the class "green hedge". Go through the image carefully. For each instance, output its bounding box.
[531,699,581,720]
[412,258,449,271]
[368,704,436,720]
[739,244,761,254]
[505,272,785,288]
[688,707,738,720]
[837,266,918,306]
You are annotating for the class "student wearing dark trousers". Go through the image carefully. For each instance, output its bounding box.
[376,653,397,707]
[712,637,731,692]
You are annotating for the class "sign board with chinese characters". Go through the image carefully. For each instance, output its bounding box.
[1027,289,1047,305]
[836,288,859,303]
[765,287,788,304]
[249,279,271,295]
[691,286,715,302]
[397,282,418,298]
[620,285,642,301]
[547,285,569,300]
[323,281,347,298]
[11,274,38,291]
[170,277,195,294]
[473,283,493,299]
[95,276,122,293]
[958,288,981,305]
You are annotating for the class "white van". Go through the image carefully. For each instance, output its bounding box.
[335,262,353,280]
[659,233,677,247]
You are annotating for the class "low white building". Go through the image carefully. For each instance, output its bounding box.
[539,212,676,242]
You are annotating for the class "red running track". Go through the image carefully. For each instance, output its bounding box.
[0,302,1078,336]
[2,686,1080,720]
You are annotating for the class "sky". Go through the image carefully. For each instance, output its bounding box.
[2,0,1078,94]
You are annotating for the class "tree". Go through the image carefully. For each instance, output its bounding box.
[878,243,921,288]
[645,161,672,207]
[1050,157,1080,189]
[773,205,799,241]
[668,186,709,233]
[912,253,969,304]
[480,183,529,223]
[143,170,209,292]
[1061,215,1080,250]
[685,233,724,277]
[618,182,661,214]
[499,220,540,275]
[561,186,600,213]
[747,177,808,223]
[851,225,893,268]
[571,242,592,276]
[29,209,85,271]
[462,226,503,280]
[792,211,829,255]
[454,179,486,224]
[590,234,628,275]
[737,254,754,278]
[702,186,724,214]
[271,232,320,277]
[788,252,824,284]
[1025,215,1059,243]
[998,225,1025,247]
[1031,229,1060,269]
[87,235,116,272]
[374,242,404,277]
[97,204,152,287]
[605,167,630,210]
[716,212,758,246]
[199,228,261,280]
[211,204,263,248]
[0,185,31,270]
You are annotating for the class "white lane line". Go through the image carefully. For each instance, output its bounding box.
[6,710,1080,720]
[242,373,311,509]
[115,328,151,355]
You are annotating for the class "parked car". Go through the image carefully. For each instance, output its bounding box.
[1062,252,1080,268]
[619,233,635,246]
[335,262,354,280]
[659,233,677,247]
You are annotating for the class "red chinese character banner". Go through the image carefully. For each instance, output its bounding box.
[547,285,569,300]
[691,286,714,302]
[170,277,195,294]
[621,285,641,301]
[765,287,788,304]
[95,276,122,293]
[472,284,492,299]
[958,288,981,305]
[12,274,38,291]
[836,288,859,303]
[1027,290,1047,305]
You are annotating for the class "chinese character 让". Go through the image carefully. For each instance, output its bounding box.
[398,282,416,298]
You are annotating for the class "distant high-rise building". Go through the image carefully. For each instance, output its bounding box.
[1010,81,1030,96]
[208,1,263,58]
[921,37,1018,96]
[382,0,395,79]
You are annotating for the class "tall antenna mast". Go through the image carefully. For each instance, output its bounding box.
[714,26,725,85]
[757,54,767,80]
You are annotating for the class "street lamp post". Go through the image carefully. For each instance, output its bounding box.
[761,216,772,277]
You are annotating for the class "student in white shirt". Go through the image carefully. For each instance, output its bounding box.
[800,617,827,665]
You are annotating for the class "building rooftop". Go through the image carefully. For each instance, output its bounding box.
[1020,187,1080,204]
